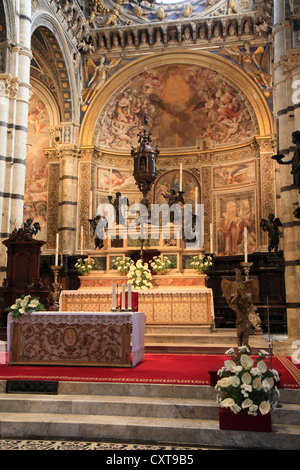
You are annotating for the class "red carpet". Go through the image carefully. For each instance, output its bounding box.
[0,353,299,388]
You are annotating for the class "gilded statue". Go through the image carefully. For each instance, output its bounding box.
[223,42,271,89]
[222,269,260,348]
[81,56,123,108]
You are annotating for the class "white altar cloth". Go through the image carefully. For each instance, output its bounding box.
[7,311,146,367]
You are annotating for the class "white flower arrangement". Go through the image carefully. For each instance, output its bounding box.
[7,294,46,318]
[112,256,134,275]
[75,258,95,275]
[216,347,280,416]
[149,255,171,274]
[127,259,153,290]
[190,253,212,273]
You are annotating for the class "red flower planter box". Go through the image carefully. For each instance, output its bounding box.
[219,408,272,432]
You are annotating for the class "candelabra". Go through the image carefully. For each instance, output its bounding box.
[49,265,62,311]
[240,261,253,281]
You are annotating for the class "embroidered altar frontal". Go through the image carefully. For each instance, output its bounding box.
[7,312,145,368]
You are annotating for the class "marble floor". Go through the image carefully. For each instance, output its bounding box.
[0,438,220,450]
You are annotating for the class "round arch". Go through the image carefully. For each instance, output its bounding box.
[79,50,273,149]
[30,11,79,124]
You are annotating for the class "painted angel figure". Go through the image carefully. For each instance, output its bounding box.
[260,213,283,255]
[81,56,123,107]
[222,41,271,89]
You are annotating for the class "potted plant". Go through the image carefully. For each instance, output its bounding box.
[127,259,152,290]
[75,258,95,275]
[112,256,134,275]
[150,255,171,274]
[215,346,280,432]
[6,294,46,318]
[190,253,212,273]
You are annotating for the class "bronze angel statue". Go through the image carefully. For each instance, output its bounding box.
[260,213,283,255]
[221,269,260,348]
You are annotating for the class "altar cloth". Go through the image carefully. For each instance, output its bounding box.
[7,311,146,368]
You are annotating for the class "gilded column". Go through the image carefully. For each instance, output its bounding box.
[273,0,300,352]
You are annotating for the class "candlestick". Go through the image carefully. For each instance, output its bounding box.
[49,265,61,311]
[210,223,213,254]
[244,227,248,262]
[55,233,59,266]
[121,283,125,310]
[112,282,116,311]
[179,163,182,192]
[80,226,83,256]
[128,283,132,311]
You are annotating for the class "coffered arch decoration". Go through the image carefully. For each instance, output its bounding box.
[79,51,273,152]
[31,16,78,123]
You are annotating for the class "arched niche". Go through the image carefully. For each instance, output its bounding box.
[79,50,273,150]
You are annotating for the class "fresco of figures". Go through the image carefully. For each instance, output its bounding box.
[24,94,50,241]
[94,64,257,151]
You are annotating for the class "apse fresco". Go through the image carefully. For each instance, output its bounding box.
[95,64,257,151]
[216,191,256,256]
[24,94,50,241]
[154,170,200,209]
[213,161,256,189]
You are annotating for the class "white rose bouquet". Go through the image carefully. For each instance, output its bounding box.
[75,258,95,275]
[113,256,134,275]
[127,259,152,290]
[190,254,212,273]
[7,294,46,318]
[150,255,171,274]
[216,346,280,416]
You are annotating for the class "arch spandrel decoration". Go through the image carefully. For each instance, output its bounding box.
[79,51,273,149]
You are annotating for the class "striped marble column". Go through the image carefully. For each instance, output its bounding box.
[273,0,300,352]
[57,144,81,256]
[0,0,32,279]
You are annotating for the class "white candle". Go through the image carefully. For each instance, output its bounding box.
[80,226,83,255]
[112,283,116,310]
[109,168,112,196]
[195,187,198,216]
[128,283,132,310]
[179,163,182,192]
[121,283,126,310]
[55,233,59,266]
[244,227,248,262]
[210,223,213,254]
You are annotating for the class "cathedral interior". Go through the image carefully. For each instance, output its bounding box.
[0,0,299,355]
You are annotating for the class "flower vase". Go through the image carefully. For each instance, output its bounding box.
[219,408,272,432]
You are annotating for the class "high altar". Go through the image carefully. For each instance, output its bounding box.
[60,223,215,329]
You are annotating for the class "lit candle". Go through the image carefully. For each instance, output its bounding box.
[112,283,116,311]
[80,226,83,256]
[121,283,125,310]
[244,227,248,262]
[210,223,213,254]
[55,233,59,266]
[128,283,132,310]
[109,168,112,196]
[179,163,182,192]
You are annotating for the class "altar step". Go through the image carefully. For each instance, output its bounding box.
[144,327,269,354]
[0,381,299,449]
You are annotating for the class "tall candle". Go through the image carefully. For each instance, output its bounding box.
[80,226,83,255]
[121,283,125,310]
[89,191,92,218]
[179,163,182,192]
[128,283,132,310]
[210,223,213,254]
[55,233,59,266]
[244,227,248,262]
[112,283,116,310]
[195,187,198,216]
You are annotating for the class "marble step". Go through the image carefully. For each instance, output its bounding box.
[0,411,300,450]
